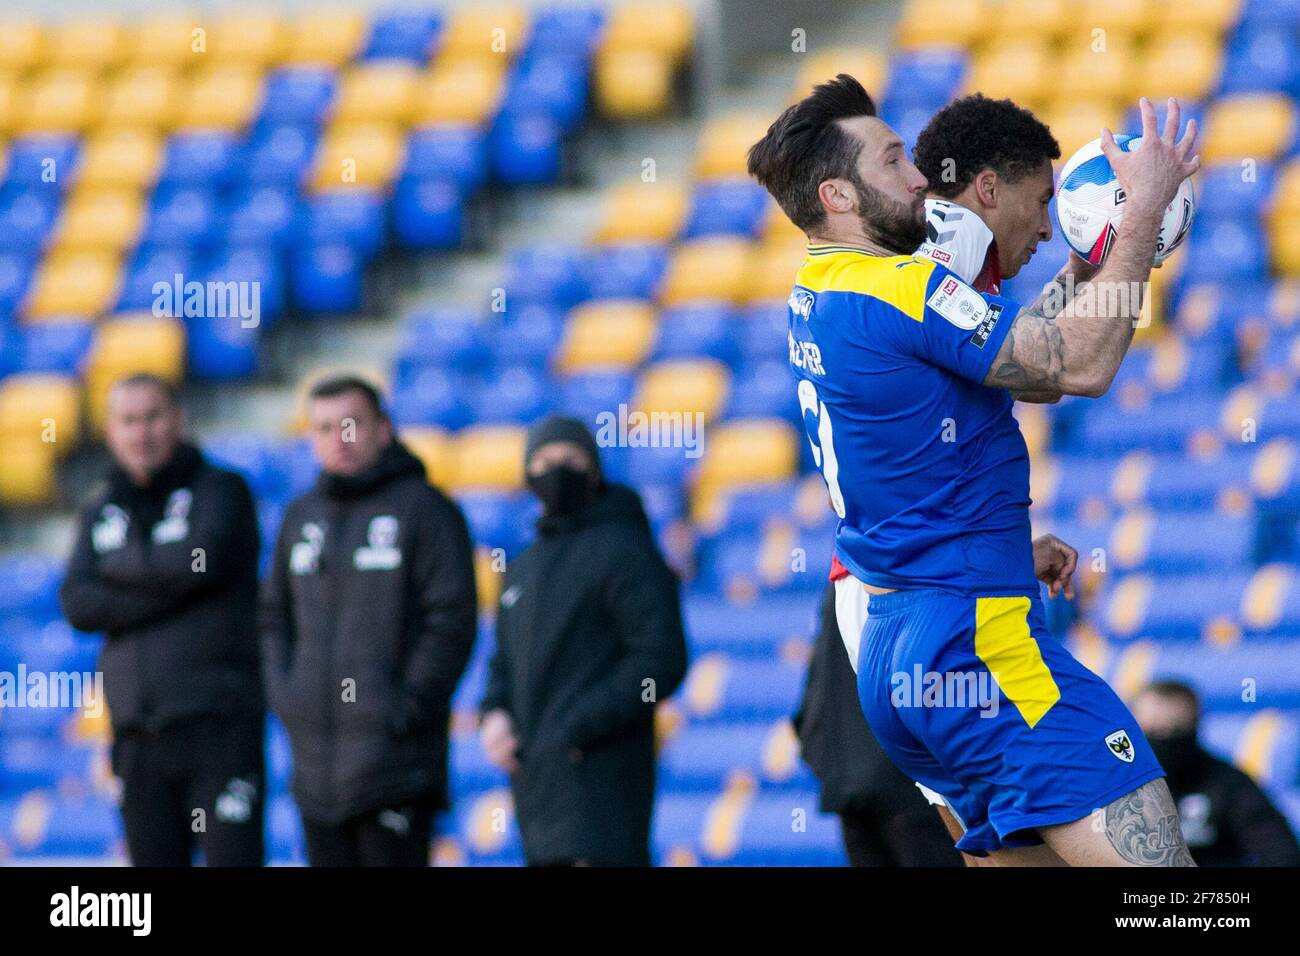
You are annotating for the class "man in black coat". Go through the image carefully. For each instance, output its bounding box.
[59,373,264,866]
[1133,680,1300,866]
[479,416,689,866]
[794,582,961,866]
[261,375,477,866]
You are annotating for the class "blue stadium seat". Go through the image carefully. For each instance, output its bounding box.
[684,593,818,658]
[395,307,493,377]
[158,131,243,188]
[507,54,590,132]
[686,657,806,722]
[681,178,771,239]
[118,245,202,312]
[224,186,302,249]
[303,191,387,260]
[361,10,442,62]
[650,303,742,367]
[206,246,286,327]
[738,301,790,365]
[184,310,260,380]
[489,110,564,185]
[1220,27,1300,96]
[143,185,219,248]
[0,188,60,252]
[723,359,801,423]
[1198,162,1276,219]
[525,6,606,58]
[291,243,364,314]
[467,364,553,424]
[885,50,966,109]
[660,722,816,792]
[582,243,669,301]
[389,366,476,430]
[392,177,466,250]
[244,124,319,188]
[557,370,636,425]
[14,320,93,374]
[402,125,488,193]
[732,794,846,866]
[1185,216,1268,283]
[204,434,286,500]
[505,244,589,309]
[3,135,79,190]
[0,554,63,619]
[457,489,535,558]
[492,303,566,368]
[260,68,338,126]
[0,253,34,318]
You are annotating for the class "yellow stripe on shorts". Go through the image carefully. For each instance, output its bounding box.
[974,596,1061,728]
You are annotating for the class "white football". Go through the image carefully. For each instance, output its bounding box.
[1055,134,1195,266]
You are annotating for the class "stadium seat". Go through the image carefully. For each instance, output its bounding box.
[177,65,265,132]
[209,11,286,65]
[633,358,730,423]
[694,114,771,180]
[51,188,144,252]
[593,180,687,244]
[102,67,182,128]
[555,300,657,373]
[282,10,367,66]
[16,69,98,134]
[447,425,527,491]
[963,39,1051,107]
[331,61,420,125]
[693,419,799,494]
[658,237,753,305]
[129,14,199,68]
[308,122,406,192]
[1138,32,1224,102]
[793,48,887,101]
[1201,94,1297,163]
[24,250,121,320]
[414,57,507,126]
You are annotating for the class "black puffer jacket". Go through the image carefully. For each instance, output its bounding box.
[261,441,477,824]
[480,482,689,866]
[59,443,263,733]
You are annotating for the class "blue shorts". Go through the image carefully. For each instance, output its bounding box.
[856,588,1164,854]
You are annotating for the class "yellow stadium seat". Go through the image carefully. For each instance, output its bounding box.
[440,6,531,58]
[400,425,455,489]
[594,49,674,120]
[761,204,803,248]
[85,316,186,430]
[0,18,45,73]
[283,10,366,66]
[332,61,420,125]
[0,75,19,136]
[1273,160,1300,215]
[414,58,507,126]
[448,425,527,491]
[308,121,406,192]
[24,250,121,320]
[659,237,753,305]
[963,39,1052,107]
[1042,100,1125,162]
[694,419,799,491]
[895,0,990,50]
[997,0,1072,41]
[1057,40,1138,103]
[1137,32,1223,102]
[16,69,98,134]
[793,48,887,102]
[1272,215,1300,277]
[0,438,58,506]
[130,13,204,67]
[746,241,806,303]
[695,113,772,180]
[51,189,145,252]
[103,67,182,128]
[1202,94,1297,163]
[177,65,265,131]
[207,11,286,64]
[1083,0,1158,35]
[74,128,164,189]
[0,373,81,452]
[48,18,129,71]
[603,3,692,60]
[592,181,687,244]
[556,300,657,373]
[1174,0,1242,32]
[633,358,730,422]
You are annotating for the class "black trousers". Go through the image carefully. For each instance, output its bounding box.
[300,798,436,867]
[839,800,963,867]
[111,711,266,867]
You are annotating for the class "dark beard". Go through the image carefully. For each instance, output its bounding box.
[853,177,926,255]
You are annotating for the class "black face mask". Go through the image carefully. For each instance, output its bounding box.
[527,465,596,515]
[1149,730,1202,783]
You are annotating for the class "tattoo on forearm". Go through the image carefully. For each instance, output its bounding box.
[985,303,1068,391]
[1025,265,1075,320]
[1104,779,1196,866]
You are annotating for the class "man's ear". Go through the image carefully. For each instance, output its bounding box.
[973,168,999,210]
[817,178,857,216]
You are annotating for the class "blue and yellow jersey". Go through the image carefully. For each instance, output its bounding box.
[789,244,1035,595]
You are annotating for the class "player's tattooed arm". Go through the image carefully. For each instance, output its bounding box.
[1103,778,1197,866]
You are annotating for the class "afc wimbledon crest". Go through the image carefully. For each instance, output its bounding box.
[354,515,402,571]
[1105,729,1135,763]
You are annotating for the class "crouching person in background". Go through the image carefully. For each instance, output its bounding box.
[59,373,265,866]
[479,416,689,867]
[262,375,477,866]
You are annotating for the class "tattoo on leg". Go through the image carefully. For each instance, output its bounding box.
[1103,779,1196,866]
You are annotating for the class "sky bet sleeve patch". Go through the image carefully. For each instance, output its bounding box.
[925,275,988,331]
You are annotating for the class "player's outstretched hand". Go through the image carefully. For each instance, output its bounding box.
[1100,97,1200,217]
[1032,533,1077,600]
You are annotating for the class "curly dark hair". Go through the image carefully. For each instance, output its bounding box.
[912,94,1060,200]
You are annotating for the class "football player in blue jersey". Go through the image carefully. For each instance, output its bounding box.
[748,75,1200,865]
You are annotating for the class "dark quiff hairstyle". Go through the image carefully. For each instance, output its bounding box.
[112,372,180,406]
[912,94,1060,200]
[1141,680,1201,724]
[747,73,878,232]
[308,374,388,420]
